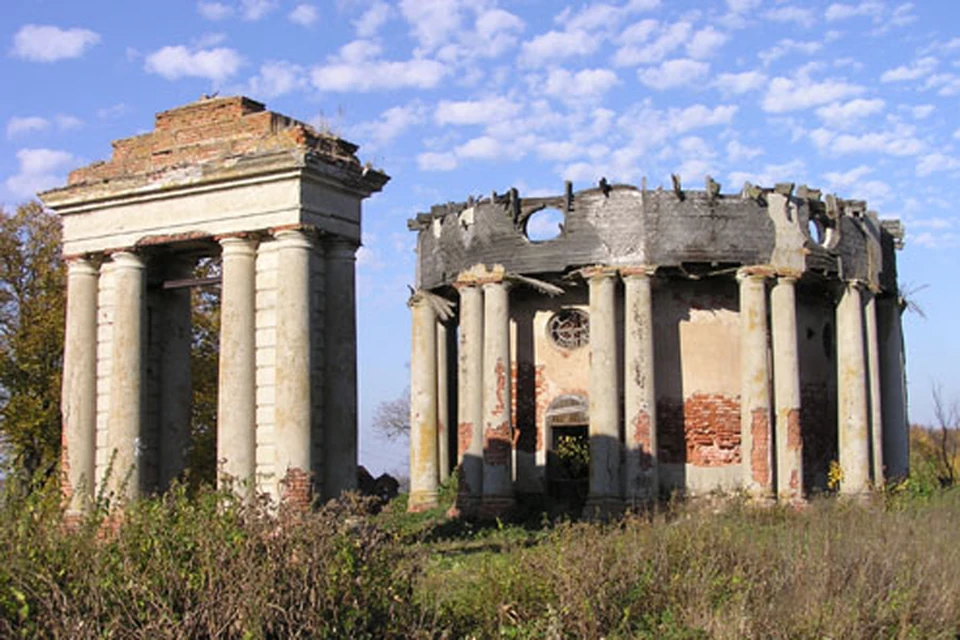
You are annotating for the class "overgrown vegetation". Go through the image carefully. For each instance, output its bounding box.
[2,471,959,638]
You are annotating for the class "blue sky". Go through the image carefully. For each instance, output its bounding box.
[2,0,958,475]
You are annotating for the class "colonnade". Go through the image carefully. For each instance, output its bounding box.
[60,228,359,515]
[408,264,909,514]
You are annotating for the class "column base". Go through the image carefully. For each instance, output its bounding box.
[407,490,439,513]
[582,495,624,520]
[477,495,515,520]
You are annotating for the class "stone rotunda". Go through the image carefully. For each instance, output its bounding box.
[406,179,907,516]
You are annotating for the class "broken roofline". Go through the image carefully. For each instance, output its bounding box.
[409,176,904,295]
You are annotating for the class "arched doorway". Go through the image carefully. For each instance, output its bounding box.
[545,394,589,510]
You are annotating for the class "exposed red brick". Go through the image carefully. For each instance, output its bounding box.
[786,408,802,451]
[492,358,506,418]
[484,421,511,466]
[457,421,473,457]
[657,393,741,466]
[280,467,312,509]
[751,408,771,487]
[632,410,653,469]
[60,426,72,505]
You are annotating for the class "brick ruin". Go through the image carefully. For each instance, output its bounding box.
[406,178,908,516]
[40,96,388,515]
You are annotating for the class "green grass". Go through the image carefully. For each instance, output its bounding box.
[2,475,959,638]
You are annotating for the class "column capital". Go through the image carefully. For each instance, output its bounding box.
[110,250,145,271]
[620,265,657,279]
[736,265,775,282]
[273,227,315,249]
[66,256,99,277]
[583,265,619,280]
[219,235,258,255]
[455,263,507,286]
[323,235,360,257]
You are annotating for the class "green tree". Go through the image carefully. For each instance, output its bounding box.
[187,257,220,487]
[0,202,65,483]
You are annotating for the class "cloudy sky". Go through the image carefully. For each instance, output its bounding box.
[2,0,958,474]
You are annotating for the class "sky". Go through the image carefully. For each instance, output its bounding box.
[2,0,958,476]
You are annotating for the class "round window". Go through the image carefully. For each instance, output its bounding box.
[548,309,590,349]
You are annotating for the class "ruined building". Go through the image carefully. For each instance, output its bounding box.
[407,179,908,515]
[41,97,388,516]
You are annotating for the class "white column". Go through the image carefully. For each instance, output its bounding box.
[837,281,870,495]
[878,295,909,480]
[482,279,514,513]
[456,283,484,511]
[738,269,773,497]
[323,237,358,499]
[274,229,313,505]
[586,269,621,515]
[623,269,657,505]
[217,236,258,496]
[408,292,439,511]
[62,257,99,514]
[864,292,884,486]
[107,251,145,502]
[436,319,451,484]
[771,276,803,501]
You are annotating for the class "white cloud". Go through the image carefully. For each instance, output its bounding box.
[613,20,692,66]
[637,58,709,90]
[825,1,883,21]
[455,136,501,160]
[881,56,937,82]
[6,116,48,138]
[355,2,391,38]
[671,104,738,133]
[907,104,935,119]
[288,4,318,27]
[815,98,885,129]
[762,71,864,113]
[763,6,816,27]
[823,164,873,188]
[728,160,806,188]
[241,0,278,21]
[916,153,960,177]
[810,123,924,156]
[97,103,128,120]
[311,46,447,92]
[726,140,764,161]
[544,68,619,101]
[925,73,960,97]
[714,70,766,94]
[759,39,822,66]
[246,61,306,98]
[726,0,762,13]
[954,128,960,140]
[11,24,100,62]
[435,97,521,126]
[197,2,233,20]
[354,102,426,146]
[537,141,579,161]
[4,148,75,199]
[399,0,464,53]
[145,45,243,81]
[417,151,458,171]
[687,26,728,59]
[520,30,598,67]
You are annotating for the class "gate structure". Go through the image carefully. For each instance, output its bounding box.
[41,96,388,515]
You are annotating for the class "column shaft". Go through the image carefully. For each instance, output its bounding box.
[62,258,99,514]
[623,271,657,504]
[837,282,870,494]
[481,280,513,512]
[436,320,450,484]
[408,293,439,511]
[587,271,621,514]
[217,237,258,496]
[771,277,803,501]
[323,238,358,499]
[878,296,909,480]
[739,270,773,496]
[107,251,145,502]
[864,293,883,485]
[274,230,313,505]
[457,284,484,508]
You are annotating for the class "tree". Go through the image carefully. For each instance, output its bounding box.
[372,389,409,440]
[187,257,221,487]
[0,202,65,483]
